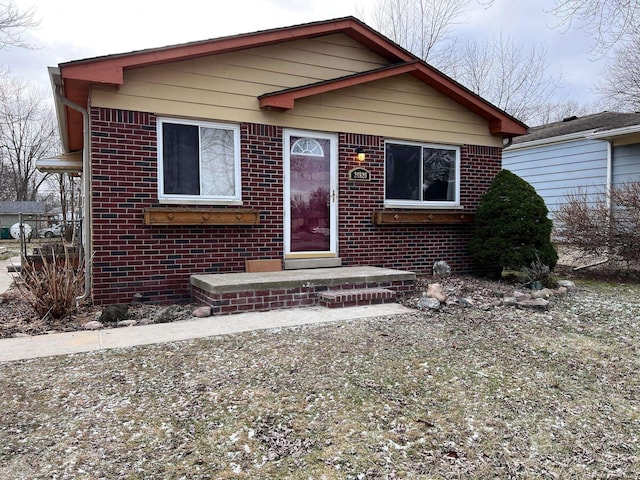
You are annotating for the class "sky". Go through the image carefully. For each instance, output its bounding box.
[2,0,610,113]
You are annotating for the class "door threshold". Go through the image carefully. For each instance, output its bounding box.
[283,257,342,270]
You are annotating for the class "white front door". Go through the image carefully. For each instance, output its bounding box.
[284,129,338,257]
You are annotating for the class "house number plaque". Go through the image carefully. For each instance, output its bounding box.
[348,167,371,182]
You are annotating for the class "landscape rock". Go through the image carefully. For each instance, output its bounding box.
[458,297,474,307]
[192,305,213,318]
[558,280,576,289]
[418,296,441,310]
[433,261,451,276]
[556,286,568,297]
[99,304,129,323]
[455,297,473,307]
[502,297,518,306]
[426,283,447,303]
[513,290,529,300]
[12,332,30,338]
[117,320,137,327]
[83,321,103,330]
[131,293,143,305]
[155,305,184,323]
[516,298,550,310]
[531,288,554,300]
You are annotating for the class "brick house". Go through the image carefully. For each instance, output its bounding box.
[41,17,526,305]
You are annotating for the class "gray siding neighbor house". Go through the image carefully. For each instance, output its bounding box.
[0,201,47,228]
[503,112,640,215]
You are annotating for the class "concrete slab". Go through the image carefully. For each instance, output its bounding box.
[0,303,416,363]
[191,266,415,294]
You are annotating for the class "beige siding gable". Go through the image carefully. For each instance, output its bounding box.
[91,33,501,147]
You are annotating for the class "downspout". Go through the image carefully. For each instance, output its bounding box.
[54,85,92,303]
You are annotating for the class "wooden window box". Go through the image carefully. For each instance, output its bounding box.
[372,210,474,225]
[144,208,260,225]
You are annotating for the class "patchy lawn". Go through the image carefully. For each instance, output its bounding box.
[1,281,639,479]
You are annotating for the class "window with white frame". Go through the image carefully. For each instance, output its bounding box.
[385,140,460,207]
[157,118,241,204]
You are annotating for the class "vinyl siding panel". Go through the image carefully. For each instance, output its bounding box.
[503,139,608,213]
[612,143,640,186]
[90,33,501,147]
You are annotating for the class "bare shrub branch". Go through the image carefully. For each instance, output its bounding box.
[555,182,640,267]
[16,245,84,320]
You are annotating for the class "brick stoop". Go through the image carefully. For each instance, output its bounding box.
[191,266,415,316]
[318,287,397,308]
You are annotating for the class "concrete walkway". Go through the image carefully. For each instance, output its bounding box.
[0,254,414,363]
[0,303,414,363]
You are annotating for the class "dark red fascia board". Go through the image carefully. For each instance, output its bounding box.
[59,17,412,87]
[259,61,420,110]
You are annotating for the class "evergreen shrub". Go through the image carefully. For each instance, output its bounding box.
[469,169,557,276]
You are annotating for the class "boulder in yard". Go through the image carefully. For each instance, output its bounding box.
[426,283,447,303]
[192,305,213,318]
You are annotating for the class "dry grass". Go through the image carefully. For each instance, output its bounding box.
[1,281,639,479]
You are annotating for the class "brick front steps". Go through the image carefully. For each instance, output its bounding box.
[191,266,415,316]
[318,287,396,308]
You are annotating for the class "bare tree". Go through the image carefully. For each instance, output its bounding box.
[532,99,604,126]
[445,34,561,125]
[597,32,640,111]
[361,1,561,124]
[0,76,58,201]
[0,1,38,50]
[365,0,471,64]
[549,0,640,54]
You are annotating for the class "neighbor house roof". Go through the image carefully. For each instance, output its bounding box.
[0,201,47,215]
[52,16,526,153]
[512,111,640,145]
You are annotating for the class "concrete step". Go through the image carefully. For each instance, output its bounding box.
[318,287,397,308]
[191,266,415,316]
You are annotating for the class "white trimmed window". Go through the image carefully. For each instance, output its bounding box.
[157,117,241,204]
[385,140,460,208]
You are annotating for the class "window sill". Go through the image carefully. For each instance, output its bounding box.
[144,207,260,225]
[372,210,474,225]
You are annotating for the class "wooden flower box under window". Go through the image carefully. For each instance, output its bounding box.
[144,208,260,226]
[372,210,474,225]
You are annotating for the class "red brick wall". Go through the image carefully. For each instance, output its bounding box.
[90,107,501,304]
[337,136,501,273]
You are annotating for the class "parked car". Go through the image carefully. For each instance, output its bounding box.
[39,224,64,238]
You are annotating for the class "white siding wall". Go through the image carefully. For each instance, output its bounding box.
[503,139,608,214]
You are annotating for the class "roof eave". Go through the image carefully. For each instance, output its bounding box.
[587,124,640,140]
[56,16,527,145]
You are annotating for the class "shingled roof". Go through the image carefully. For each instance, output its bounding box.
[512,111,640,144]
[0,201,47,215]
